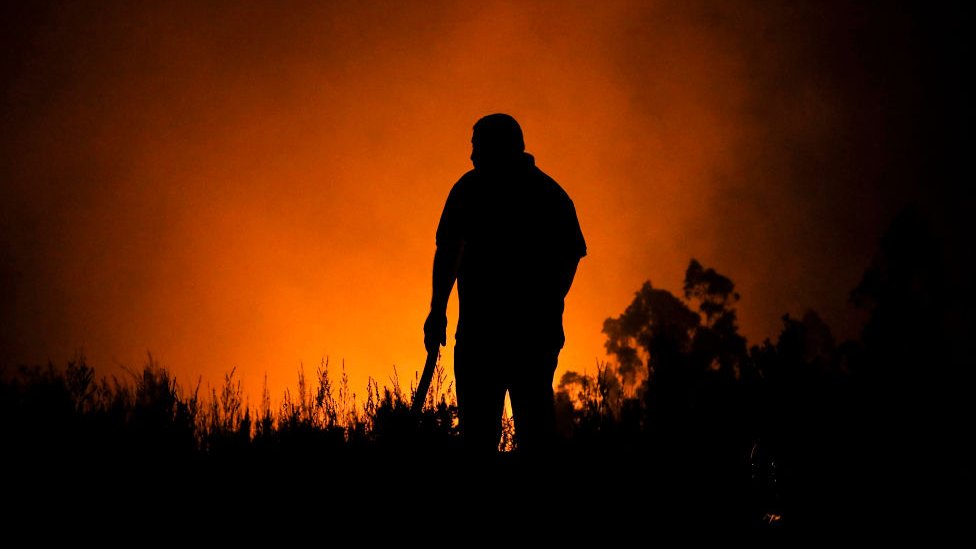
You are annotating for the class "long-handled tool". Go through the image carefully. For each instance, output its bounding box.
[411,348,438,414]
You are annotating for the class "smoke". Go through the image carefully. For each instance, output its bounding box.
[2,1,967,399]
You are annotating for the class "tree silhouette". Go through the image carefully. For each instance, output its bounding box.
[684,259,748,381]
[748,310,856,528]
[602,280,699,393]
[601,260,750,423]
[597,259,755,525]
[848,208,972,526]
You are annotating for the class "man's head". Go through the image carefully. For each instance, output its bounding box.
[471,113,525,170]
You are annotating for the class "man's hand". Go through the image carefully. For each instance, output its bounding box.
[424,310,447,352]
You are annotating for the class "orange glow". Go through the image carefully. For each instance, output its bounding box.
[2,1,910,402]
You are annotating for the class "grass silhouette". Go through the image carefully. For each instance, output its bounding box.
[2,354,467,460]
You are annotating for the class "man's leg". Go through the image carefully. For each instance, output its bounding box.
[508,348,560,453]
[454,345,507,454]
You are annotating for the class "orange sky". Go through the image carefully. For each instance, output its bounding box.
[2,1,960,403]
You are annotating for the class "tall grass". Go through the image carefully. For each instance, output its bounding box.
[0,353,803,530]
[1,353,463,463]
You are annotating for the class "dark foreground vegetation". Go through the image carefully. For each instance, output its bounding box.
[3,209,972,534]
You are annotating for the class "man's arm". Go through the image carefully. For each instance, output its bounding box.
[554,192,585,301]
[424,242,462,351]
[555,256,581,300]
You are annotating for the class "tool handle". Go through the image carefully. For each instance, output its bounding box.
[411,349,438,414]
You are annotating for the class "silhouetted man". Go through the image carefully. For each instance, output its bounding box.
[424,114,586,453]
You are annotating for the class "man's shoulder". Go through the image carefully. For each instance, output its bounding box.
[531,166,574,205]
[447,169,479,197]
[457,169,480,186]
